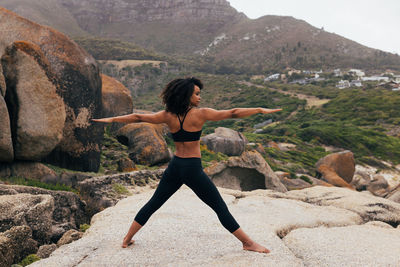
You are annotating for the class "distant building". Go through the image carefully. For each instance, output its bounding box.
[362,76,390,82]
[334,69,342,77]
[350,80,362,87]
[264,73,280,82]
[393,75,400,83]
[289,79,308,85]
[348,69,365,77]
[336,80,350,89]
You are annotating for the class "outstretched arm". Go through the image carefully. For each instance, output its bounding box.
[200,107,282,121]
[92,111,167,124]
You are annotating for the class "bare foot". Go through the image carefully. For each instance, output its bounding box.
[243,241,270,254]
[122,238,135,248]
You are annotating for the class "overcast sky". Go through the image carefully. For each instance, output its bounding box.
[228,0,400,55]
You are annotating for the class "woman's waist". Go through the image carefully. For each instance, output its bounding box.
[171,154,202,166]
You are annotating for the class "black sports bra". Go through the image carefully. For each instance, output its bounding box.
[171,108,202,142]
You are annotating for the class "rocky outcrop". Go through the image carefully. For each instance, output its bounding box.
[317,165,355,190]
[283,224,400,267]
[56,229,83,247]
[0,94,13,162]
[77,169,163,217]
[0,185,88,243]
[116,123,170,166]
[101,74,133,133]
[205,150,287,192]
[37,244,57,259]
[2,41,66,160]
[386,184,400,203]
[0,225,38,267]
[367,174,390,197]
[316,150,355,183]
[30,186,400,266]
[283,186,400,225]
[0,162,57,181]
[0,7,103,171]
[0,193,54,243]
[201,127,248,156]
[60,0,242,28]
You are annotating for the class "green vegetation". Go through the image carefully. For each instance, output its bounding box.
[74,37,166,61]
[112,183,131,195]
[18,254,40,266]
[0,176,78,193]
[80,224,90,232]
[200,145,229,168]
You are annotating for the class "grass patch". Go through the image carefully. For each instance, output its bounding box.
[200,144,229,168]
[18,254,40,266]
[80,224,90,232]
[112,183,131,195]
[0,176,78,193]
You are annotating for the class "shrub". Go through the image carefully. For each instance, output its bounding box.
[18,254,40,266]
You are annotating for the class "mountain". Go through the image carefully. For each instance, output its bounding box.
[1,0,399,72]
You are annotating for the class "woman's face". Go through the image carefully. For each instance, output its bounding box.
[190,85,201,107]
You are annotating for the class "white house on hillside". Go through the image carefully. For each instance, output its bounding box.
[336,80,350,89]
[264,73,280,82]
[348,69,365,77]
[362,76,390,82]
[350,80,362,87]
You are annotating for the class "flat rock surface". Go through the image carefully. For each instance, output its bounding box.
[31,186,400,267]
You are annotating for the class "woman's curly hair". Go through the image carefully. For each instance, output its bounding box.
[160,77,203,115]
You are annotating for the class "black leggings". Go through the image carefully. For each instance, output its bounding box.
[134,156,240,233]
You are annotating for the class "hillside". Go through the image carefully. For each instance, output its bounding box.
[1,0,399,72]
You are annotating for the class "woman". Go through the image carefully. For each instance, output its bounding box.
[92,77,282,253]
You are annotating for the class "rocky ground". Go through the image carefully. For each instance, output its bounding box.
[31,185,400,267]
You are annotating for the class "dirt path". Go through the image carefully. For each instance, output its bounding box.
[238,81,330,108]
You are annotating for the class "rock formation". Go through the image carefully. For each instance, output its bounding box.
[205,150,287,192]
[201,127,248,156]
[29,185,400,266]
[0,7,103,171]
[0,184,88,244]
[2,41,66,160]
[316,151,355,189]
[101,74,133,133]
[116,122,170,166]
[0,225,38,267]
[316,150,355,183]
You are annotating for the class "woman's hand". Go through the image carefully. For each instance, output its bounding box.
[91,118,114,123]
[260,108,282,114]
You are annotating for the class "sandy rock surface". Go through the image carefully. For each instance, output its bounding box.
[31,185,400,266]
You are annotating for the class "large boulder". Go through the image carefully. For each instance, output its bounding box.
[284,186,400,224]
[0,63,5,96]
[283,224,400,267]
[116,123,170,166]
[29,186,400,266]
[205,150,287,192]
[0,94,13,162]
[77,169,163,217]
[317,165,355,190]
[2,41,66,160]
[0,193,54,244]
[367,174,390,197]
[386,184,400,203]
[101,74,133,133]
[0,162,57,181]
[201,127,248,156]
[0,7,103,171]
[56,229,83,247]
[316,150,355,183]
[0,225,38,267]
[0,185,88,243]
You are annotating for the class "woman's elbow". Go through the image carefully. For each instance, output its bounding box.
[231,108,239,118]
